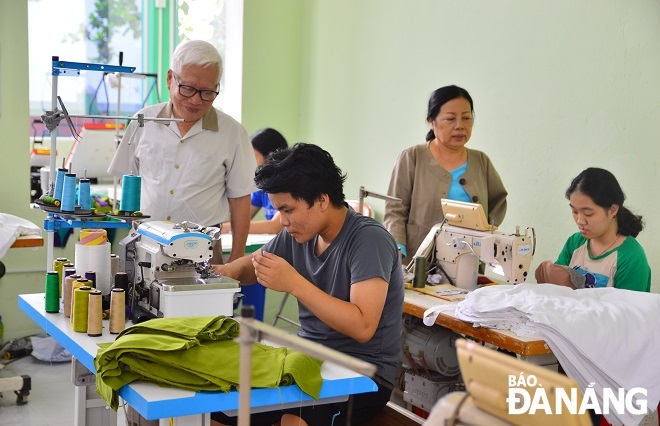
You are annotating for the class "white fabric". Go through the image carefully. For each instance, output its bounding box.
[450,283,660,426]
[108,102,257,226]
[0,213,42,259]
[422,303,457,326]
[30,334,71,362]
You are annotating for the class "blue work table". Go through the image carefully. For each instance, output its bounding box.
[18,293,376,425]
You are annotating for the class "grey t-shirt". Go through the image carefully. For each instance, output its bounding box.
[263,207,404,384]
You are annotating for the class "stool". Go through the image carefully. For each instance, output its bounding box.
[271,293,300,328]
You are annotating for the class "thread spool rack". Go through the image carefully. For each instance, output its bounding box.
[29,57,139,426]
[42,58,137,269]
[39,57,177,268]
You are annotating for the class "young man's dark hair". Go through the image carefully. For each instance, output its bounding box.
[255,143,347,208]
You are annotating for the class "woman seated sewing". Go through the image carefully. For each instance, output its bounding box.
[535,167,650,292]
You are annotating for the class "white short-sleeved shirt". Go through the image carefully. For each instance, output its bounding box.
[108,102,257,226]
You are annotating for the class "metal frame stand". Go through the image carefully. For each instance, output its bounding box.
[357,186,401,218]
[237,306,377,426]
[270,293,300,328]
[72,357,117,426]
[43,57,181,266]
[45,57,136,269]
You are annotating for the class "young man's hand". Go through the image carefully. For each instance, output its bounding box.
[252,250,302,293]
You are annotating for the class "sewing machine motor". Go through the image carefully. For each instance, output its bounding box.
[400,316,464,412]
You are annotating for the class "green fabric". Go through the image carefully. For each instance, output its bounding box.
[94,316,323,411]
[281,349,324,394]
[116,315,239,341]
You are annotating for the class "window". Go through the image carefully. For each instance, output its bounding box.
[28,0,242,132]
[178,0,243,121]
[28,0,145,122]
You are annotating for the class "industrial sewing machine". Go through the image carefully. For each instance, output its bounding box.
[400,199,536,412]
[119,220,240,321]
[412,199,536,290]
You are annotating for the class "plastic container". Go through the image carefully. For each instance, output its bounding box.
[159,285,240,318]
[150,277,240,318]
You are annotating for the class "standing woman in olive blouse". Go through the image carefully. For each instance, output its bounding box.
[383,85,508,264]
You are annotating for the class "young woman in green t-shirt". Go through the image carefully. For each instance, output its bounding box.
[535,167,651,292]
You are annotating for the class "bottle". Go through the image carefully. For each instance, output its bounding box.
[0,315,4,346]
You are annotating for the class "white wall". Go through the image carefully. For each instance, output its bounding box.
[298,0,660,292]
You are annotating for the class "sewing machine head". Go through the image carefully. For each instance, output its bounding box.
[415,200,535,290]
[122,220,240,319]
[136,220,214,264]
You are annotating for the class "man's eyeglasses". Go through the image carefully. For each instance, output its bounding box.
[172,73,219,102]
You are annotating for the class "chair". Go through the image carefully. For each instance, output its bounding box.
[271,293,301,328]
[426,339,592,426]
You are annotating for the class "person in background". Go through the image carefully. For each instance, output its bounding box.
[211,143,404,426]
[535,167,651,292]
[221,128,288,235]
[383,85,507,264]
[221,127,288,321]
[108,39,256,263]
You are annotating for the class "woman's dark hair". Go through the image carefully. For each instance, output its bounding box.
[426,85,474,142]
[566,167,644,237]
[255,143,347,208]
[250,128,288,157]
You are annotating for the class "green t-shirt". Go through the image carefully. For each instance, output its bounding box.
[556,233,651,292]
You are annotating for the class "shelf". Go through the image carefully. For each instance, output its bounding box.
[43,216,131,230]
[10,234,44,248]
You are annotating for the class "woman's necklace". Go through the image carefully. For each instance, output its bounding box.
[592,234,620,257]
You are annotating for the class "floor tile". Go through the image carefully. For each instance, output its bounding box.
[0,357,126,425]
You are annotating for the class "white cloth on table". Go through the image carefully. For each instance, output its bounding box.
[0,213,42,259]
[422,303,457,326]
[450,283,660,426]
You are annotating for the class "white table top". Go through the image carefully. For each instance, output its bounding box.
[18,293,376,420]
[221,234,276,252]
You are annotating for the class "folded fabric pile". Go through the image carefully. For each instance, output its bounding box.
[94,315,323,410]
[443,283,660,426]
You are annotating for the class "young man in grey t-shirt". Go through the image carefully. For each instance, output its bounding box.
[212,143,404,426]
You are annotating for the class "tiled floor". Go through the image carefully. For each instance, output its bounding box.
[0,356,129,426]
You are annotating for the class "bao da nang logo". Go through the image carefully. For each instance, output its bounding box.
[506,373,648,416]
